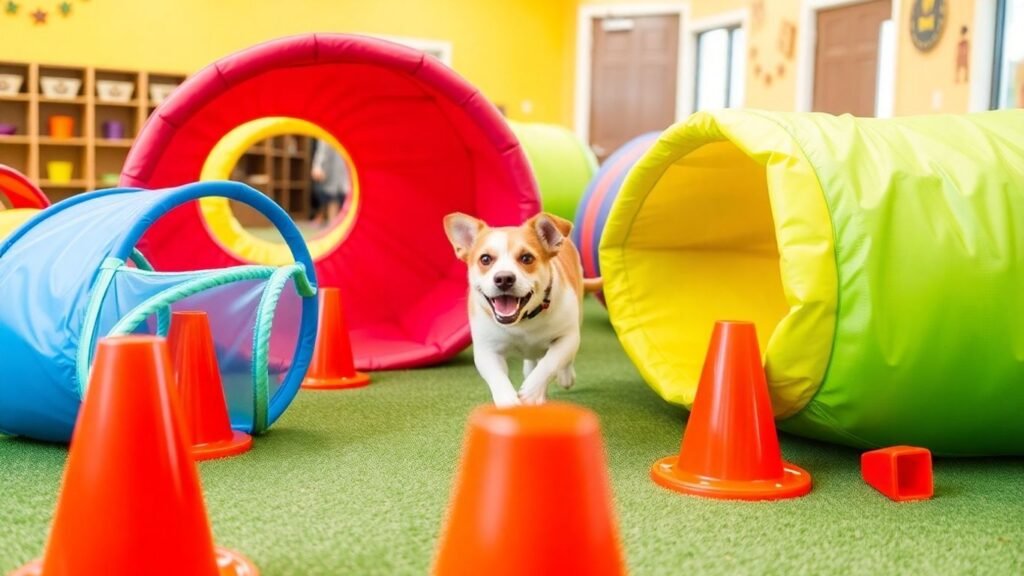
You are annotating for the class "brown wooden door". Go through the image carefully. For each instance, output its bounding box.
[589,14,679,160]
[813,0,891,116]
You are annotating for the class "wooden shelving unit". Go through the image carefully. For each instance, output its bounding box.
[0,60,311,217]
[229,135,312,223]
[0,61,186,202]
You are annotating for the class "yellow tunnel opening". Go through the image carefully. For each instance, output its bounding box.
[601,114,838,418]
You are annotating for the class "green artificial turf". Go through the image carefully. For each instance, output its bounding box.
[2,300,1023,575]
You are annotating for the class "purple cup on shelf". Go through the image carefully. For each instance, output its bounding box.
[102,120,125,140]
[0,123,16,136]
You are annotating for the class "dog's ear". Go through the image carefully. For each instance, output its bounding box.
[529,212,572,255]
[444,212,485,261]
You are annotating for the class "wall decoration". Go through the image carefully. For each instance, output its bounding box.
[748,3,790,89]
[955,25,969,84]
[778,20,796,61]
[751,0,765,32]
[910,0,947,52]
[7,1,87,25]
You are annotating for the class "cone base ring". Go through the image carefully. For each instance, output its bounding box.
[650,455,812,501]
[12,546,259,576]
[193,430,254,461]
[302,371,371,390]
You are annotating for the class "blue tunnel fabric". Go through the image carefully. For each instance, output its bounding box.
[0,181,318,442]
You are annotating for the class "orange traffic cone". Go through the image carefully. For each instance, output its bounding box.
[168,311,252,461]
[434,403,625,576]
[650,321,812,501]
[301,287,370,390]
[12,336,258,576]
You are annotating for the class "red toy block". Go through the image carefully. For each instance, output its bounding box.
[861,446,933,502]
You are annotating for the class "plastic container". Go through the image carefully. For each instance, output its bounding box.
[48,115,74,139]
[102,120,125,139]
[46,161,73,183]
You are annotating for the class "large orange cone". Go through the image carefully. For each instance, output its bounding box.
[301,287,370,390]
[168,311,252,461]
[12,336,258,576]
[434,403,625,576]
[650,321,812,501]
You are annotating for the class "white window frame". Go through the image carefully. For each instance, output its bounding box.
[684,9,750,112]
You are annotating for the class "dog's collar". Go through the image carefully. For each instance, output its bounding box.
[522,282,553,321]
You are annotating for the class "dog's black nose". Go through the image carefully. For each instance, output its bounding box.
[494,272,516,291]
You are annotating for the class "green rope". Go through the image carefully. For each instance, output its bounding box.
[76,257,123,395]
[106,265,278,339]
[251,263,316,433]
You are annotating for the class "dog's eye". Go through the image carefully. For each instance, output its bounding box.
[479,254,493,265]
[519,253,535,265]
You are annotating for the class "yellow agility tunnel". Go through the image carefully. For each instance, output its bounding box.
[600,109,1024,456]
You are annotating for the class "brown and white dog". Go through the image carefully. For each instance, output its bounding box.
[444,212,601,406]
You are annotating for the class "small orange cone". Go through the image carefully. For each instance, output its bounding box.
[12,336,258,576]
[650,321,812,501]
[168,311,252,461]
[301,287,370,390]
[434,403,625,576]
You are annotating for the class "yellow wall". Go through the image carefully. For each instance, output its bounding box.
[0,0,997,129]
[0,0,574,124]
[895,0,976,114]
[739,0,801,111]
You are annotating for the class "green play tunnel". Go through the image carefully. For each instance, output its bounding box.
[509,121,597,221]
[600,109,1024,456]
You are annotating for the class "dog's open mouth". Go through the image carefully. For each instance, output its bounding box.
[486,292,533,324]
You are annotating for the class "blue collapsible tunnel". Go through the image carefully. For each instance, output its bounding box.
[0,181,318,442]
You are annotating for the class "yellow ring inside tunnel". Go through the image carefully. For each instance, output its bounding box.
[199,117,359,265]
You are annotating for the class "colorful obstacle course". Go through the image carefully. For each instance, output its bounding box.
[13,336,258,576]
[509,120,597,221]
[0,164,49,239]
[0,181,317,442]
[601,109,1024,456]
[123,33,539,371]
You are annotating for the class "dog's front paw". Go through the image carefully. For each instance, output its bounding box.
[518,384,547,406]
[492,391,522,408]
[556,365,576,390]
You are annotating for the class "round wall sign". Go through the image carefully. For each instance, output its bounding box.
[910,0,947,52]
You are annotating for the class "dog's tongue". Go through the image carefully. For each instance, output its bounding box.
[492,295,519,317]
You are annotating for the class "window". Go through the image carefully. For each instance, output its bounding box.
[992,0,1024,108]
[695,26,746,111]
